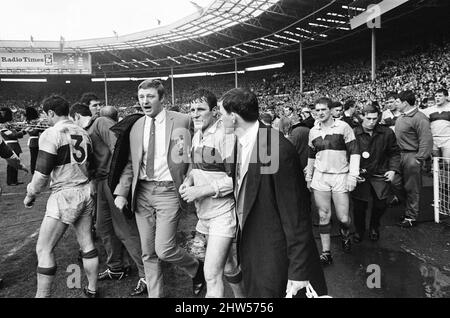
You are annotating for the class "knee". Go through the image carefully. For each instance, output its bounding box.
[340,215,350,225]
[36,243,51,259]
[319,212,330,224]
[155,244,177,261]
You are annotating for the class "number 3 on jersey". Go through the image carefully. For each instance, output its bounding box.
[70,134,87,163]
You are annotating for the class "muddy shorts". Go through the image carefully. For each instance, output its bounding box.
[45,185,94,225]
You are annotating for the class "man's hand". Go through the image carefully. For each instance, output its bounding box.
[89,181,97,198]
[114,195,128,211]
[306,180,312,192]
[346,175,357,192]
[384,170,395,183]
[19,163,29,174]
[286,280,309,297]
[23,194,36,208]
[180,185,206,203]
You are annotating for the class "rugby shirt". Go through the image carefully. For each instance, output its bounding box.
[381,109,401,131]
[420,103,450,139]
[305,119,360,181]
[190,119,235,219]
[27,119,93,196]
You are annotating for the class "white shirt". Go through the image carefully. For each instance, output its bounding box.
[139,109,172,182]
[236,121,259,193]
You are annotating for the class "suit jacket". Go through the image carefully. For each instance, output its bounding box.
[236,122,327,297]
[113,110,191,212]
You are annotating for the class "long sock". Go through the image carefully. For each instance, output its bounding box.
[83,257,99,292]
[35,273,54,298]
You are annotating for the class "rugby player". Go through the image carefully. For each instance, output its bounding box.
[23,95,99,298]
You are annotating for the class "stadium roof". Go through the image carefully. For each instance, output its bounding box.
[0,0,440,76]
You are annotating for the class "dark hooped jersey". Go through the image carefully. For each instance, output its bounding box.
[307,119,360,178]
[27,119,93,195]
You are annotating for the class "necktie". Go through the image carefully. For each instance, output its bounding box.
[146,117,155,179]
[235,141,243,194]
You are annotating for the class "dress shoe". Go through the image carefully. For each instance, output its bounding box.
[340,229,352,253]
[353,232,363,243]
[192,260,205,296]
[98,268,127,281]
[130,278,147,296]
[397,217,417,228]
[369,228,379,241]
[319,251,333,266]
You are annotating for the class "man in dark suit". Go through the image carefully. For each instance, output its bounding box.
[113,79,205,297]
[0,107,25,185]
[219,88,327,298]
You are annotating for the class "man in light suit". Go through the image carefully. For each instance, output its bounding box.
[113,79,205,297]
[219,88,327,298]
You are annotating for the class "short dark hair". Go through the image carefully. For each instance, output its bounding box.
[315,97,333,109]
[344,100,356,111]
[0,107,13,123]
[138,79,165,100]
[220,88,259,122]
[436,88,449,96]
[69,103,92,118]
[385,91,398,100]
[361,104,381,117]
[42,95,70,117]
[80,92,99,105]
[188,88,217,110]
[331,101,343,109]
[398,90,416,106]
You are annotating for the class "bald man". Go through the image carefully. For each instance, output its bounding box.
[100,106,119,122]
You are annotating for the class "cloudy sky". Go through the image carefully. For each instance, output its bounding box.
[0,0,213,41]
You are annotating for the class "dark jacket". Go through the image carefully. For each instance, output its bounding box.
[108,113,143,217]
[352,124,401,201]
[295,116,315,129]
[0,126,24,155]
[341,113,362,128]
[88,116,117,180]
[235,123,327,297]
[288,126,310,171]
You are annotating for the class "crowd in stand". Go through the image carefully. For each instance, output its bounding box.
[1,40,448,121]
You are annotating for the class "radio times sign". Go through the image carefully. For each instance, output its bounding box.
[0,52,92,74]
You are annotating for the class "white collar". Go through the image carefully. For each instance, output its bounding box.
[238,121,259,148]
[146,108,166,124]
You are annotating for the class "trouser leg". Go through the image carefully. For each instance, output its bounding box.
[369,187,387,230]
[30,147,38,174]
[96,180,124,271]
[100,180,145,278]
[352,198,368,235]
[402,153,421,220]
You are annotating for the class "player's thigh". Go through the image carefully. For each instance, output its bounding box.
[204,235,233,278]
[73,197,95,251]
[331,191,350,221]
[313,190,332,215]
[73,214,95,252]
[36,216,68,253]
